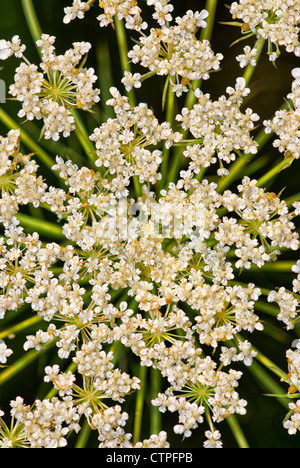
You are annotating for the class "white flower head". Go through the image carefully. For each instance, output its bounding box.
[0,36,26,60]
[63,0,89,24]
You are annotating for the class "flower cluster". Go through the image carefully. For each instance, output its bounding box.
[153,364,247,438]
[266,261,300,435]
[177,78,259,171]
[97,0,147,31]
[264,68,300,160]
[63,0,186,32]
[90,87,182,190]
[283,341,300,435]
[64,0,147,31]
[230,0,300,60]
[128,9,222,90]
[0,122,298,446]
[2,35,100,141]
[0,396,82,448]
[268,256,300,330]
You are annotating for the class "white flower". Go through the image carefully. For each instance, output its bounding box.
[268,52,278,62]
[0,36,26,60]
[63,0,89,24]
[121,72,142,92]
[0,40,12,60]
[236,46,257,68]
[203,430,223,448]
[238,340,257,366]
[171,83,188,97]
[0,341,13,364]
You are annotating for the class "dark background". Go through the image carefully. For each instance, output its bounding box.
[0,0,299,448]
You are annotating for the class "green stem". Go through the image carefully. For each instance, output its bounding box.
[150,368,162,435]
[114,17,135,107]
[166,148,185,186]
[250,261,296,273]
[75,419,91,448]
[160,78,176,191]
[21,0,42,47]
[0,108,55,170]
[133,365,147,445]
[0,315,42,341]
[70,109,97,165]
[97,41,115,121]
[255,350,288,381]
[254,301,280,318]
[243,37,266,87]
[17,213,63,240]
[236,334,288,382]
[217,156,249,193]
[257,157,294,188]
[0,341,56,386]
[227,415,249,449]
[114,18,142,198]
[201,0,218,42]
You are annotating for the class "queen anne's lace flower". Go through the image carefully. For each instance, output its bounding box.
[3,35,100,141]
[0,0,299,451]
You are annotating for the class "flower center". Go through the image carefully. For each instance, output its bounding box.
[41,71,77,108]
